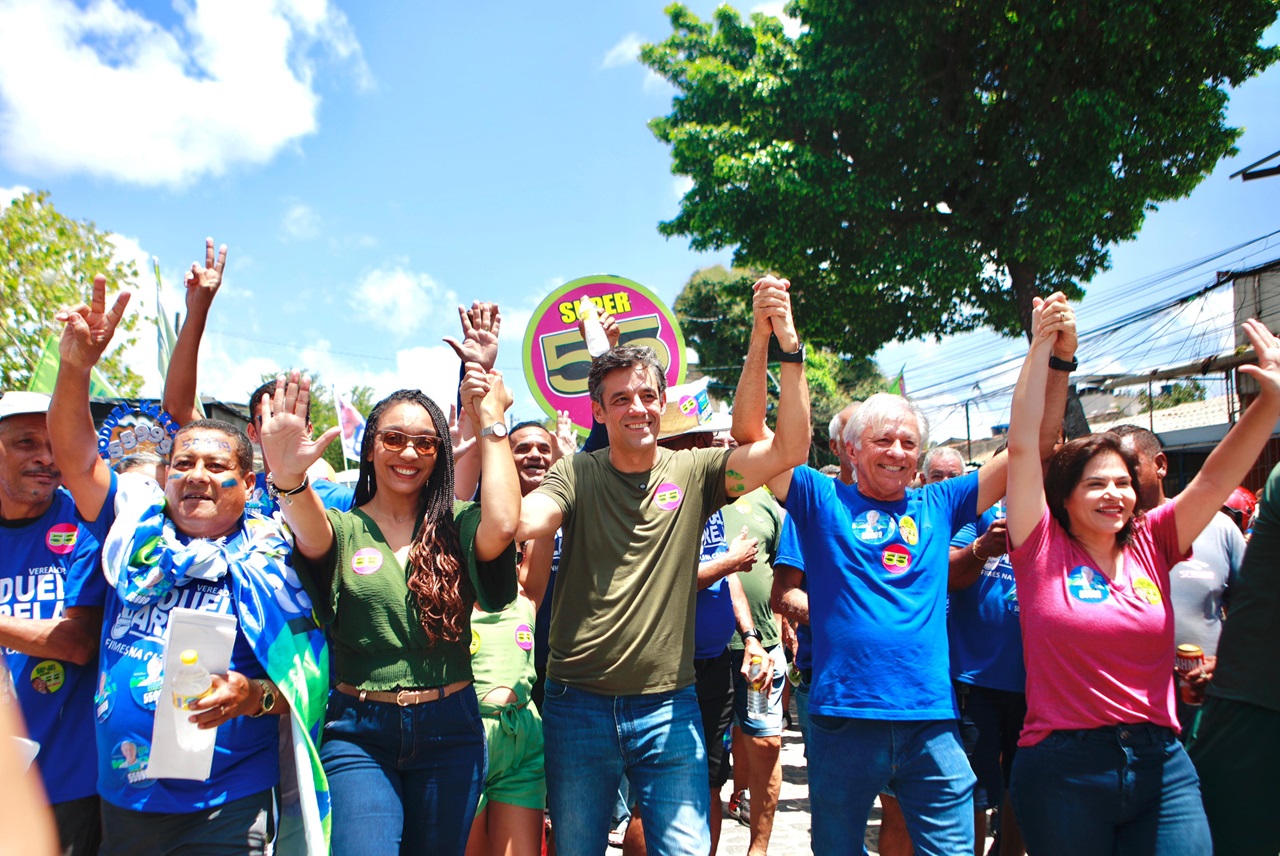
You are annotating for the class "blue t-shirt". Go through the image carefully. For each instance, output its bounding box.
[783,465,979,719]
[773,514,810,672]
[95,474,278,813]
[694,510,736,659]
[948,507,1025,693]
[245,473,353,517]
[0,488,109,803]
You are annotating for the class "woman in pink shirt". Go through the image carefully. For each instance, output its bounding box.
[1003,293,1280,855]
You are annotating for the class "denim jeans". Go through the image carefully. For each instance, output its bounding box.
[542,680,710,856]
[808,716,976,856]
[794,678,810,757]
[321,688,487,856]
[1011,724,1211,856]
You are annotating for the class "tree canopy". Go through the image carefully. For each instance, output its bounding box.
[1,191,142,394]
[643,0,1279,356]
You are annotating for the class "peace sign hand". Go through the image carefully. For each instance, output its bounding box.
[184,237,227,313]
[55,274,131,371]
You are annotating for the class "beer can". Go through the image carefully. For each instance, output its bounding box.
[1175,644,1205,706]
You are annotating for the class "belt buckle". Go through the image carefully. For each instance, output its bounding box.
[396,689,413,707]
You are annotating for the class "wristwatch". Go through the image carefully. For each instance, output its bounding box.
[1048,354,1078,372]
[739,628,763,643]
[250,679,277,718]
[776,342,806,364]
[480,422,509,439]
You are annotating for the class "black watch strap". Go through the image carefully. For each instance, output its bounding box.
[739,628,763,643]
[776,342,805,364]
[1048,354,1078,372]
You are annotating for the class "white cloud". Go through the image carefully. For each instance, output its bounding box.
[0,0,371,187]
[750,2,804,39]
[0,183,30,207]
[280,202,320,241]
[672,175,694,201]
[602,33,644,69]
[351,263,459,339]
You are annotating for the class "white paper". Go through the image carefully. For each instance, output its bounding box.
[146,607,238,781]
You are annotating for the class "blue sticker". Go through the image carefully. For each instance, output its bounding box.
[1003,586,1020,617]
[852,510,897,545]
[110,738,154,789]
[128,656,165,710]
[95,671,116,723]
[1067,566,1111,603]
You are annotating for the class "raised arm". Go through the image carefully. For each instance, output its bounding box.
[446,302,501,500]
[1172,319,1280,554]
[258,373,342,560]
[48,275,131,521]
[161,238,225,426]
[463,364,520,561]
[725,277,810,503]
[1006,293,1074,548]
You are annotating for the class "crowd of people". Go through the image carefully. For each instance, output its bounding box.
[3,238,1280,856]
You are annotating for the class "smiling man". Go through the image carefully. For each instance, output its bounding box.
[516,276,809,856]
[47,276,328,856]
[0,390,109,855]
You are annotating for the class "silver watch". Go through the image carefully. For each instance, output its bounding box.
[480,422,508,439]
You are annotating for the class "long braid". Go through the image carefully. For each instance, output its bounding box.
[355,389,473,646]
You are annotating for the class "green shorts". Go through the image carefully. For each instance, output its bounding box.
[477,702,546,813]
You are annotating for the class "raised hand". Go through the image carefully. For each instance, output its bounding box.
[258,372,340,483]
[1239,318,1280,398]
[752,275,798,351]
[1030,292,1075,352]
[554,410,578,459]
[443,301,502,371]
[459,362,492,426]
[576,309,621,350]
[726,525,760,572]
[56,274,131,371]
[184,237,227,313]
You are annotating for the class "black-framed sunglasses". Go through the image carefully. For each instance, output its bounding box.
[377,430,441,455]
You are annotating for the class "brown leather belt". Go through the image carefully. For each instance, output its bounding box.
[336,680,471,706]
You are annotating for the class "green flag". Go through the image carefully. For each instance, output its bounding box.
[26,335,122,398]
[886,365,906,396]
[154,257,204,419]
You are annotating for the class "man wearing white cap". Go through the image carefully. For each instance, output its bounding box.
[0,390,109,854]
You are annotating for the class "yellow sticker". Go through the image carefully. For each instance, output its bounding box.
[899,516,919,546]
[735,502,752,515]
[1133,577,1162,606]
[30,660,65,694]
[470,630,481,656]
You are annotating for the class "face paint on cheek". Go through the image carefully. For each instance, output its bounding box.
[168,474,181,482]
[220,478,237,488]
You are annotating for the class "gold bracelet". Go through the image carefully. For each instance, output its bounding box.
[970,541,986,561]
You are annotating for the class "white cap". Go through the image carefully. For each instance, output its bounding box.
[0,391,51,423]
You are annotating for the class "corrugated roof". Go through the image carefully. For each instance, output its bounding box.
[1090,395,1234,435]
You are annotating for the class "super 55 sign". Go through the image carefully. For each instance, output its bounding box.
[522,275,686,435]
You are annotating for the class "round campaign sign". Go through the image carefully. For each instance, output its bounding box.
[522,276,687,435]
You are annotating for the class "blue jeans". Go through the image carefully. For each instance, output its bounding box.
[808,716,976,856]
[321,689,487,856]
[1011,724,1211,856]
[542,680,710,856]
[794,677,810,757]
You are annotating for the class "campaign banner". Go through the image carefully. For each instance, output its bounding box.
[522,275,687,435]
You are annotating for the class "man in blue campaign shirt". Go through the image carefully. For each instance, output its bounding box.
[48,280,312,856]
[0,390,109,855]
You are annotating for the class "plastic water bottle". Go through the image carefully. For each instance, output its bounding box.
[747,656,770,716]
[578,295,610,358]
[171,649,216,752]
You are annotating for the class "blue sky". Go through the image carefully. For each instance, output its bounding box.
[0,1,1277,442]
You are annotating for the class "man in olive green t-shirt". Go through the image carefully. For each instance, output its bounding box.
[517,276,810,856]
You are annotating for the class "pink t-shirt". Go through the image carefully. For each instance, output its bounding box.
[1009,502,1186,746]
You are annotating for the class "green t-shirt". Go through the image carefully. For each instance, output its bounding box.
[471,596,537,711]
[725,488,785,651]
[1209,462,1280,712]
[535,446,732,694]
[296,501,516,691]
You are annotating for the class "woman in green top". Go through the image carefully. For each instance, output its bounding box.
[260,366,520,856]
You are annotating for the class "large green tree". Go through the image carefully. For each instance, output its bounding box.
[643,1,1279,355]
[675,265,887,465]
[1,191,142,393]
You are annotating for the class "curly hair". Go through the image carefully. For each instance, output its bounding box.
[1044,432,1143,548]
[355,389,473,646]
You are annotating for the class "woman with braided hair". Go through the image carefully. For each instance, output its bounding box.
[260,366,520,856]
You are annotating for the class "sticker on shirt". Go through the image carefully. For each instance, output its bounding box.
[898,515,919,546]
[470,629,481,656]
[29,660,65,694]
[881,544,912,574]
[95,671,116,722]
[852,510,897,545]
[654,482,683,511]
[45,523,79,555]
[734,502,753,515]
[1003,586,1020,617]
[352,548,383,576]
[129,656,165,709]
[1067,566,1111,603]
[1133,577,1162,606]
[515,624,534,651]
[110,739,154,789]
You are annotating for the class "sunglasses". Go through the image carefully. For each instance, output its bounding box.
[377,430,442,455]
